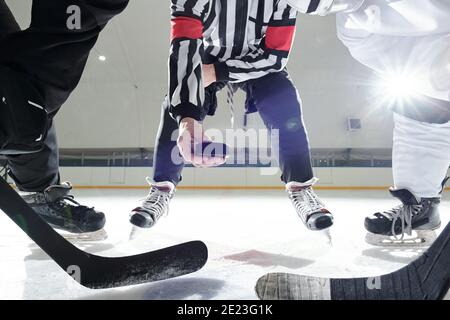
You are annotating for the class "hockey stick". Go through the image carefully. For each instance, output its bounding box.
[255,221,450,300]
[0,177,208,289]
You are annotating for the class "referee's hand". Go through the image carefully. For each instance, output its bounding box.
[177,117,226,168]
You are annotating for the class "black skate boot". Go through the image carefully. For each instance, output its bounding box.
[129,181,175,229]
[21,182,106,240]
[287,179,334,231]
[365,188,441,247]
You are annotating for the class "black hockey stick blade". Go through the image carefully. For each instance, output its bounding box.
[0,177,208,289]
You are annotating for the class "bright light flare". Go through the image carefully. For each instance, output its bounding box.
[380,73,422,100]
[370,69,430,114]
[371,69,430,113]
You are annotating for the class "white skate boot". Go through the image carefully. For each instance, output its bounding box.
[287,178,334,231]
[129,179,175,229]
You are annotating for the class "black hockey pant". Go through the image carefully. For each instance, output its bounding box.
[0,0,128,191]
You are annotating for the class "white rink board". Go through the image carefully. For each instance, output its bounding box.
[56,167,403,188]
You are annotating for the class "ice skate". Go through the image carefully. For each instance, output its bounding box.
[365,188,441,247]
[129,180,175,230]
[287,179,334,231]
[21,182,107,242]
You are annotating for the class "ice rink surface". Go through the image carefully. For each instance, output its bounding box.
[0,189,449,300]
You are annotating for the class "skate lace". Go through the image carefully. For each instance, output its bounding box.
[289,187,324,222]
[51,195,92,222]
[140,186,172,221]
[383,204,422,240]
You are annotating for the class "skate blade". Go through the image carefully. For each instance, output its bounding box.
[59,229,108,242]
[321,228,333,246]
[365,230,437,248]
[129,225,150,241]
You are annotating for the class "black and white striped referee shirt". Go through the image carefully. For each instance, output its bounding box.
[169,0,297,122]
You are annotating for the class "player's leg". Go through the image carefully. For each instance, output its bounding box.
[129,97,182,229]
[365,97,450,247]
[6,124,106,238]
[7,123,59,192]
[153,97,186,187]
[250,70,333,231]
[0,0,128,237]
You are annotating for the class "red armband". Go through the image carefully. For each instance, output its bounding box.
[265,26,296,52]
[171,16,203,41]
